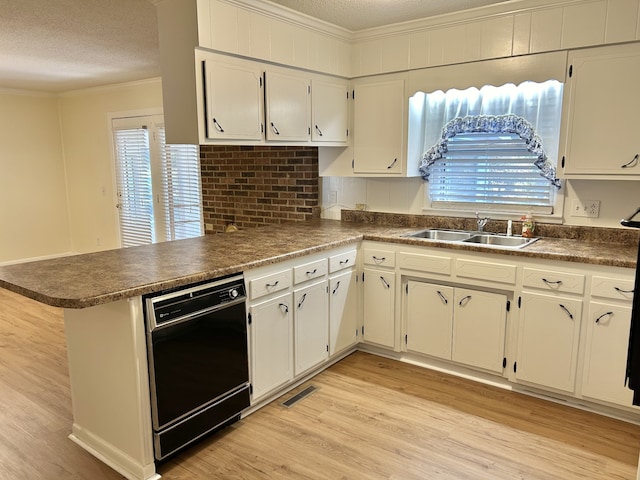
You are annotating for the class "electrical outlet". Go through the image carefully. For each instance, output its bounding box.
[570,199,600,218]
[355,203,366,211]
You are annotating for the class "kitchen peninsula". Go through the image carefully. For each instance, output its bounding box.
[0,217,637,480]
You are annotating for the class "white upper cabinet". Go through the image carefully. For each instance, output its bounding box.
[560,43,640,178]
[265,71,311,142]
[203,58,264,141]
[311,79,349,143]
[353,75,408,175]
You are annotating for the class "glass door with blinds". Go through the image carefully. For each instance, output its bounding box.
[111,115,203,247]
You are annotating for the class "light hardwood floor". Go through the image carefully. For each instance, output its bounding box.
[2,286,640,479]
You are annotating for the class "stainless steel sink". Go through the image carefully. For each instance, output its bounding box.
[462,234,538,249]
[402,228,538,249]
[403,229,473,241]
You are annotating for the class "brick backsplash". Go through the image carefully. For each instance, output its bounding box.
[199,145,319,233]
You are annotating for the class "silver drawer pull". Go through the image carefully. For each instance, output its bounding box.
[614,286,634,294]
[458,295,472,307]
[380,276,390,289]
[306,268,318,276]
[387,158,397,169]
[339,259,350,265]
[595,311,614,324]
[436,290,448,305]
[559,304,574,320]
[332,281,341,295]
[266,281,279,288]
[278,303,289,313]
[542,278,563,286]
[372,255,386,263]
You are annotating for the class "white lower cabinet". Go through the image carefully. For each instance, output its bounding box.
[363,267,395,348]
[452,288,507,373]
[329,269,358,355]
[249,292,293,401]
[516,292,583,393]
[581,302,634,407]
[294,280,329,375]
[405,281,506,374]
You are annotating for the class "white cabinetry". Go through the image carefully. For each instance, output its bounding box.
[581,274,636,407]
[353,75,409,175]
[294,280,328,375]
[560,43,640,178]
[249,292,293,400]
[265,71,311,141]
[516,266,585,393]
[363,245,396,348]
[405,281,506,374]
[328,250,359,355]
[311,79,349,143]
[203,58,264,140]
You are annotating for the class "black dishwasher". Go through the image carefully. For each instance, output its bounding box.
[143,274,250,460]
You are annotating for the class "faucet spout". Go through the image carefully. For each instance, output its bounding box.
[476,212,490,232]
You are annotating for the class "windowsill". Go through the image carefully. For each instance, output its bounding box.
[420,207,564,224]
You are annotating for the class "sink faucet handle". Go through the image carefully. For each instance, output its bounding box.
[475,212,490,231]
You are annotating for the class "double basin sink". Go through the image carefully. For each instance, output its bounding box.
[402,228,538,249]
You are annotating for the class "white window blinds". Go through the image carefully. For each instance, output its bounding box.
[112,115,203,247]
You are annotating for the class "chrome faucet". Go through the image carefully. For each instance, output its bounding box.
[476,212,490,232]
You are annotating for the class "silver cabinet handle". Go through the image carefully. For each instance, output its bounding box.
[387,158,397,169]
[614,286,634,294]
[266,281,279,288]
[270,122,280,135]
[278,303,289,313]
[595,311,614,324]
[332,281,341,295]
[542,278,563,286]
[621,153,639,169]
[306,268,317,276]
[559,304,574,319]
[339,259,350,265]
[380,276,390,289]
[458,295,472,307]
[372,255,386,263]
[436,290,448,305]
[297,293,307,309]
[315,125,323,136]
[212,118,224,132]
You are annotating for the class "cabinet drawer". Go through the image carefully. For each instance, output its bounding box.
[522,268,585,295]
[363,248,396,268]
[591,276,635,302]
[328,250,357,273]
[398,252,452,276]
[293,259,328,284]
[455,258,516,285]
[249,269,292,300]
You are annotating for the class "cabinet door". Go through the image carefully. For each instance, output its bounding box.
[562,43,640,175]
[265,71,311,141]
[363,267,395,348]
[516,292,583,392]
[204,59,264,140]
[311,79,348,143]
[582,302,634,406]
[329,270,358,355]
[249,293,293,401]
[353,79,405,174]
[452,289,507,374]
[406,281,453,360]
[294,280,328,375]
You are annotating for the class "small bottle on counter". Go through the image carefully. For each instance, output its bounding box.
[506,219,513,237]
[521,213,535,238]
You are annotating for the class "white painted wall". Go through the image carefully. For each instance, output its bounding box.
[58,79,164,253]
[0,91,72,263]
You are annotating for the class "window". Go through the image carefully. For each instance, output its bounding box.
[409,80,564,216]
[112,115,203,247]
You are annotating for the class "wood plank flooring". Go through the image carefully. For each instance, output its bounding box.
[2,286,640,479]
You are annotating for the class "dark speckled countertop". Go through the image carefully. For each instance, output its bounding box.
[0,217,637,309]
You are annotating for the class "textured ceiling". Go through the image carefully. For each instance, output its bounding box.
[0,0,512,93]
[267,0,513,31]
[0,0,160,92]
